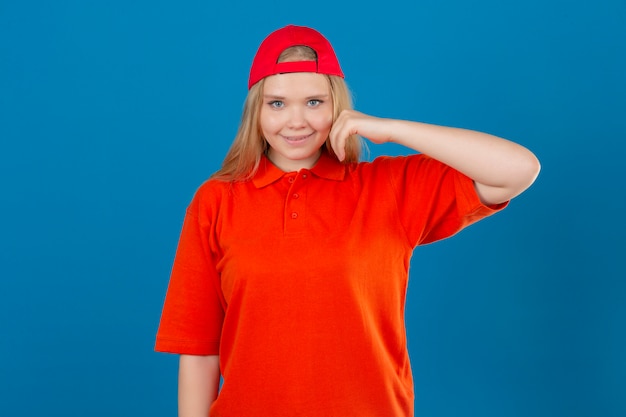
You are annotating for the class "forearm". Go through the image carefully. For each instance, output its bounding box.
[178,354,220,417]
[386,119,540,204]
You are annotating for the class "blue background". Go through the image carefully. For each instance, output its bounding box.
[1,1,625,416]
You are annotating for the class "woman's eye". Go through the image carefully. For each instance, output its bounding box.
[308,99,322,106]
[269,101,284,108]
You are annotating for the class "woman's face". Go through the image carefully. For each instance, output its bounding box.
[260,72,333,172]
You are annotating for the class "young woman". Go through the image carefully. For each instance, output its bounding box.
[156,25,540,417]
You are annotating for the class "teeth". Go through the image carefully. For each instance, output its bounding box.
[284,133,311,141]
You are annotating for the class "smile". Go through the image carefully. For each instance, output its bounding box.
[282,133,314,143]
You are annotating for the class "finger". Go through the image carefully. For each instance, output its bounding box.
[329,123,346,161]
[331,115,353,161]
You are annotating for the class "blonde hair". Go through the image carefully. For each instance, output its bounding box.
[211,46,362,182]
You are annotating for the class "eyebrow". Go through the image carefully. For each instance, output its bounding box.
[263,94,330,100]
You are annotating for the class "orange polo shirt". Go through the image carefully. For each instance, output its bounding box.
[155,151,506,416]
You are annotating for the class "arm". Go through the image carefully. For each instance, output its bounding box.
[178,354,220,417]
[330,110,540,205]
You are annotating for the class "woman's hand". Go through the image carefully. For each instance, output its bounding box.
[329,110,394,161]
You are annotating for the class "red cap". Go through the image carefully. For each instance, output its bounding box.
[248,25,344,89]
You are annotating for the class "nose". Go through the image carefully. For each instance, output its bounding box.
[287,105,306,128]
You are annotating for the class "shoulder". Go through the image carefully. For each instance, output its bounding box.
[187,178,239,214]
[349,153,448,177]
[195,178,233,198]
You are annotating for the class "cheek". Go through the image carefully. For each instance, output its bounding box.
[259,111,281,134]
[310,112,334,132]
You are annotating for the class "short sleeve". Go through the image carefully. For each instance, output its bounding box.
[155,190,226,355]
[382,155,507,246]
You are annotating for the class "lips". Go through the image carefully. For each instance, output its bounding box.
[282,132,314,143]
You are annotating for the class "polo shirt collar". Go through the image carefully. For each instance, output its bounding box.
[252,151,346,188]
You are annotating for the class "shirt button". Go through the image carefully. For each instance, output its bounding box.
[288,177,295,183]
[302,174,308,179]
[292,193,299,199]
[291,212,298,219]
